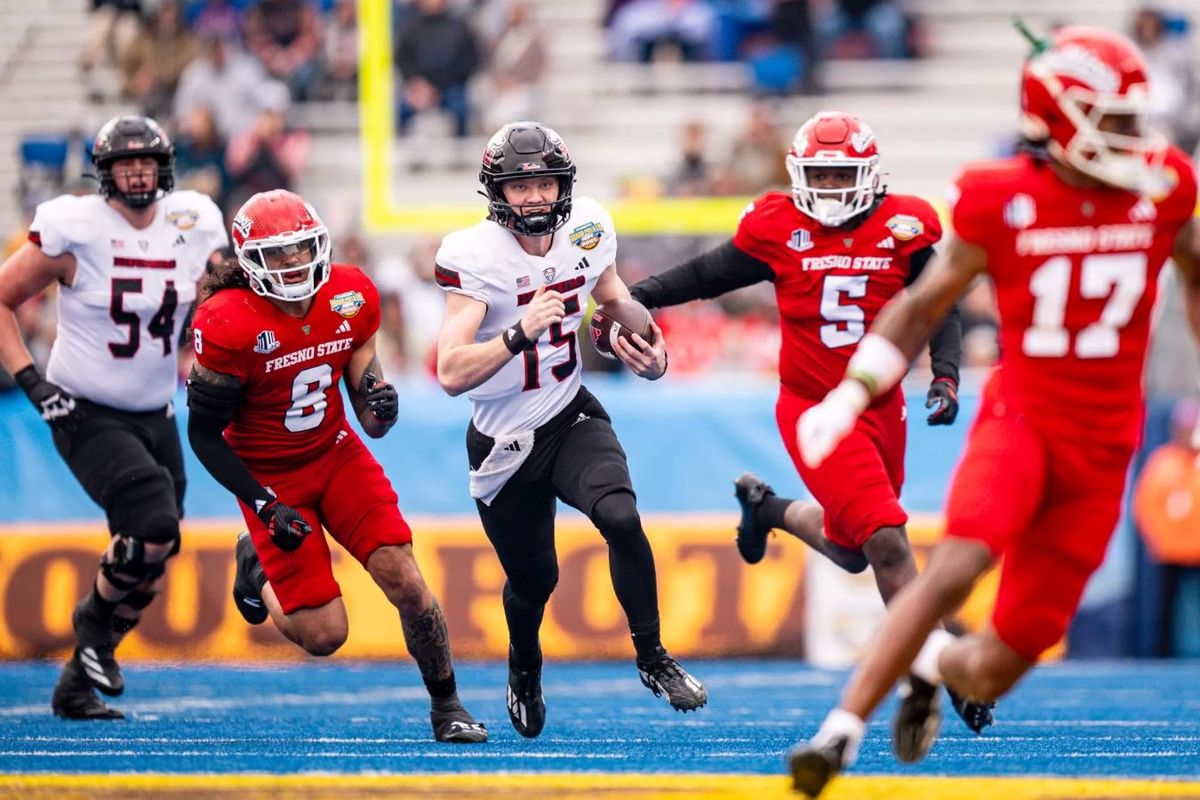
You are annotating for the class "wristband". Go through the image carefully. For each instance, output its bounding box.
[13,365,40,394]
[845,333,908,397]
[502,321,534,354]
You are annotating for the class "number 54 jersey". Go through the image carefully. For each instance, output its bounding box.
[732,191,942,402]
[951,146,1198,448]
[190,263,381,471]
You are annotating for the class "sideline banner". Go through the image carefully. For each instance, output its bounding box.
[0,515,999,662]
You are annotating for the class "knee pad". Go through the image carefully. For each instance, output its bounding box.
[591,491,643,542]
[99,537,165,592]
[105,466,181,545]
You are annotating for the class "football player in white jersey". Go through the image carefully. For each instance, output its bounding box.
[435,121,707,739]
[0,116,228,719]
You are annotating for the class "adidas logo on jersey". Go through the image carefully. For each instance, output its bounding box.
[876,236,895,250]
[335,320,351,335]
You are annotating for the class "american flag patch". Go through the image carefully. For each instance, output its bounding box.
[516,275,531,288]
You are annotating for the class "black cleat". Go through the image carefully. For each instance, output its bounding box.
[637,647,707,711]
[506,649,546,738]
[232,531,269,625]
[431,700,488,743]
[734,472,774,564]
[72,595,123,697]
[788,735,848,798]
[893,676,942,763]
[52,656,124,720]
[947,685,995,734]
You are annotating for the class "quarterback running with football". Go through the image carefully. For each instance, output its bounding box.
[630,110,990,733]
[788,27,1200,796]
[435,121,707,739]
[0,116,227,719]
[186,190,486,743]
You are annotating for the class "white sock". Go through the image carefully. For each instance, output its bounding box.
[812,707,866,765]
[910,629,955,686]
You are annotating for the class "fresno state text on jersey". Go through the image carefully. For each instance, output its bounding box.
[190,263,381,470]
[733,191,942,400]
[435,196,617,436]
[28,190,227,411]
[950,147,1198,447]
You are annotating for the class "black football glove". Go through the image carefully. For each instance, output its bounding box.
[14,365,83,431]
[257,499,311,552]
[925,377,959,426]
[363,372,398,422]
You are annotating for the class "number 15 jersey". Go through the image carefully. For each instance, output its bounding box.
[950,147,1197,447]
[435,197,616,436]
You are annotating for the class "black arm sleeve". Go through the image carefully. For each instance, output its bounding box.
[905,246,962,384]
[627,239,775,309]
[186,380,274,513]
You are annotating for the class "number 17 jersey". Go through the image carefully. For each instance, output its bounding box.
[950,147,1198,447]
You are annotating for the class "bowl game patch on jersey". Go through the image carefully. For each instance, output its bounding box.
[330,290,365,318]
[569,221,604,250]
[885,214,924,240]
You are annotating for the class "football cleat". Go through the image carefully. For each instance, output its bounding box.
[431,700,488,743]
[893,676,942,763]
[788,735,849,798]
[947,685,995,734]
[232,531,270,625]
[637,647,707,711]
[71,595,123,696]
[506,650,547,739]
[52,655,124,720]
[734,472,775,564]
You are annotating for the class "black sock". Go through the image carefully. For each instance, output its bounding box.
[630,617,662,663]
[425,674,457,704]
[755,493,794,531]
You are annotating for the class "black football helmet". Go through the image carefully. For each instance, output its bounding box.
[479,121,575,236]
[92,115,175,209]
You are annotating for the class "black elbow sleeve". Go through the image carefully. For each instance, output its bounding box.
[186,378,241,426]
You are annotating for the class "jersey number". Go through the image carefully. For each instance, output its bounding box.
[1023,253,1147,359]
[819,274,869,348]
[522,294,581,391]
[286,364,333,432]
[109,279,179,358]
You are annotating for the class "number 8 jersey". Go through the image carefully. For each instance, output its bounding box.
[434,196,616,436]
[950,146,1198,447]
[190,263,381,470]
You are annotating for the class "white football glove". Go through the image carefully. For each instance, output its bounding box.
[797,380,871,469]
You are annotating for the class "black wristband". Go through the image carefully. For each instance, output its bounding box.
[13,365,41,394]
[502,321,534,355]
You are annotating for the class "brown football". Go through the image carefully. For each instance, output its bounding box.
[589,298,654,360]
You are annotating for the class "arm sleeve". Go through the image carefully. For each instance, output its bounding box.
[186,399,274,512]
[905,247,962,384]
[628,240,774,309]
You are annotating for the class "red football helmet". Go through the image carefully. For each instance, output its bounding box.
[231,189,331,302]
[785,111,883,227]
[1020,26,1165,192]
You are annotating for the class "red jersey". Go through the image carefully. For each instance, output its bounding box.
[733,191,942,400]
[951,147,1198,447]
[191,263,382,470]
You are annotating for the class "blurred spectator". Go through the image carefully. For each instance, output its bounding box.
[174,106,231,209]
[243,0,324,101]
[377,236,446,376]
[608,0,717,62]
[79,0,145,102]
[815,0,910,60]
[710,0,772,62]
[120,0,198,119]
[481,0,547,132]
[395,0,480,139]
[1132,6,1199,152]
[664,120,713,196]
[191,0,243,43]
[1133,397,1200,656]
[744,0,817,95]
[226,81,311,209]
[713,102,789,194]
[175,33,270,139]
[319,0,359,100]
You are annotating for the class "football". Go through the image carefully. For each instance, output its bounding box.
[589,298,654,360]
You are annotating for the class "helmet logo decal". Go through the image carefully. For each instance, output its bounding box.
[1039,44,1120,92]
[232,214,252,238]
[850,126,875,154]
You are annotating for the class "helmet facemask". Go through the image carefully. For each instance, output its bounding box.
[99,156,173,209]
[238,227,331,302]
[1051,86,1166,193]
[786,155,880,227]
[485,170,574,236]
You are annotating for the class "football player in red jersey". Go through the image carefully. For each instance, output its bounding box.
[629,110,991,731]
[788,27,1200,797]
[186,190,487,743]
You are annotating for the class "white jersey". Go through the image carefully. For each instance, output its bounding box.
[436,196,617,436]
[30,190,228,411]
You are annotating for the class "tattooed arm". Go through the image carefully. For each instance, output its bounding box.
[345,334,398,439]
